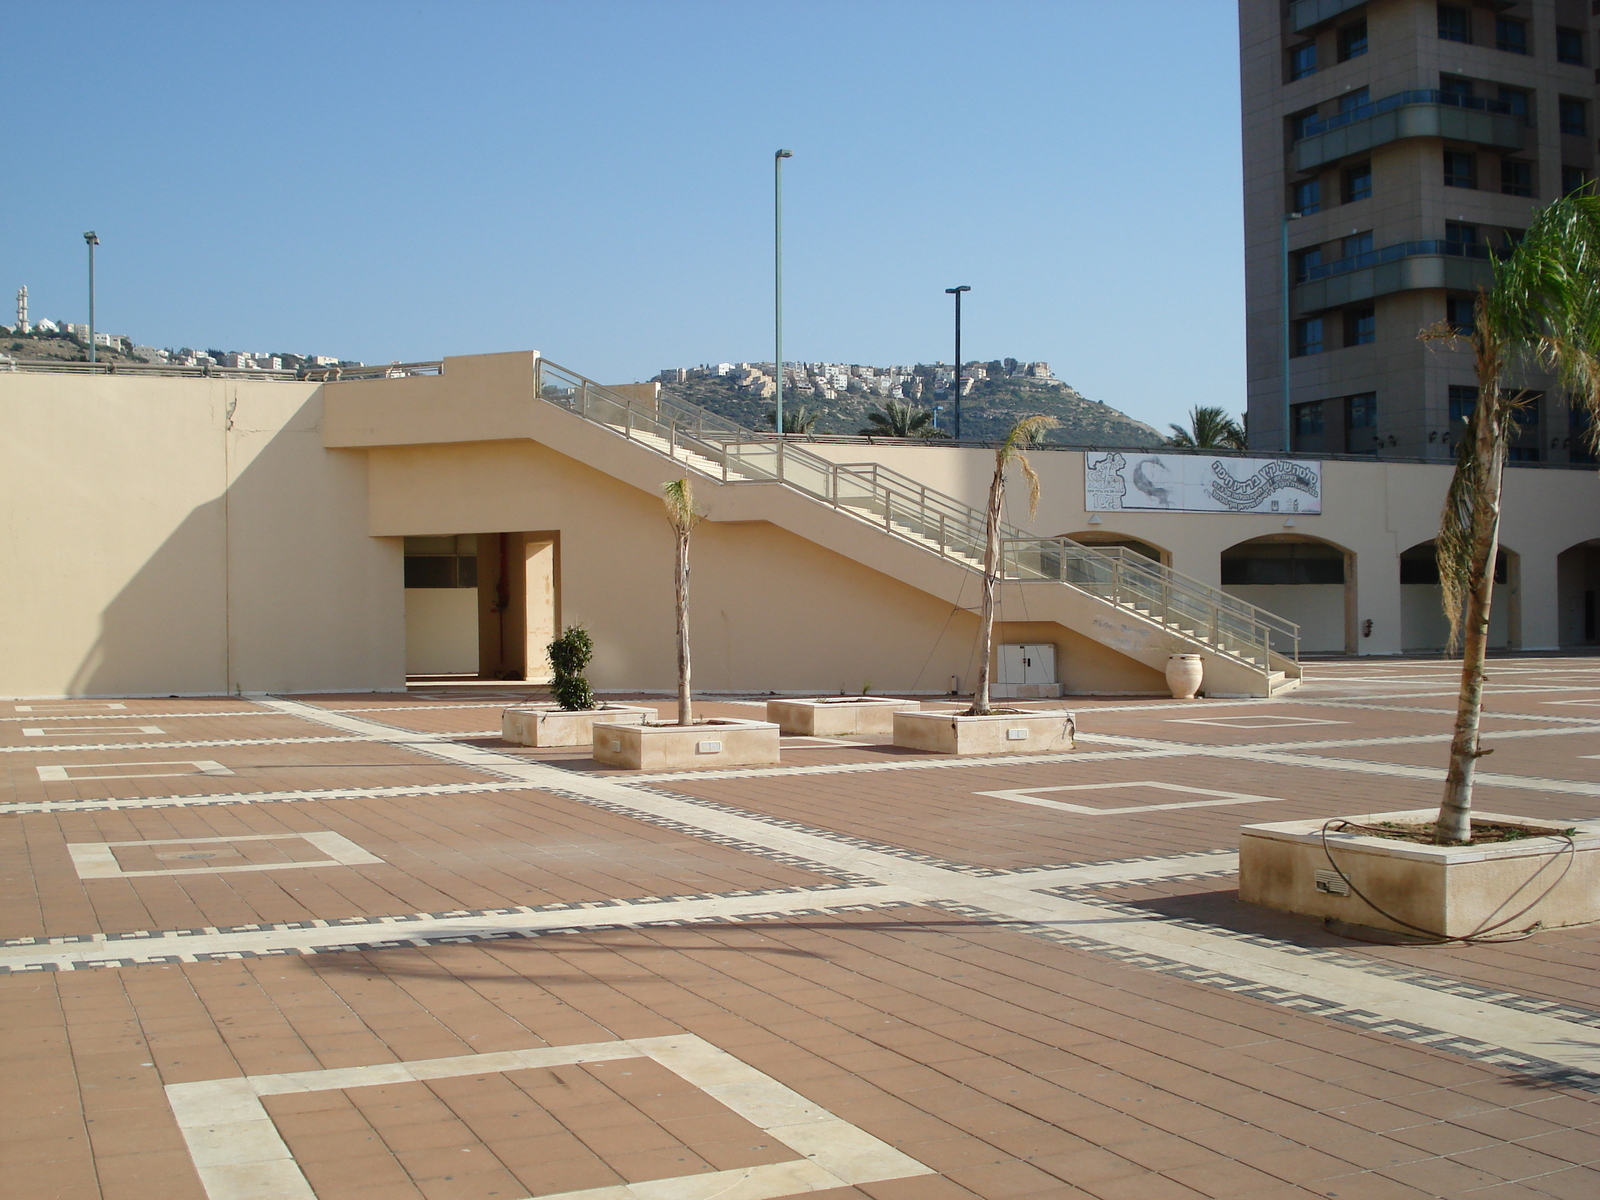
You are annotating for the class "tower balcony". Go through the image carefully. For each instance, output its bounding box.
[1293,90,1525,171]
[1294,239,1495,314]
[1289,0,1366,33]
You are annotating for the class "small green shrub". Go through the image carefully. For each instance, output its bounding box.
[548,625,596,710]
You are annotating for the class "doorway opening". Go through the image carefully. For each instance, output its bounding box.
[403,532,558,681]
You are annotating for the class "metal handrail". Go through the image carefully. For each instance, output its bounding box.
[305,361,444,382]
[534,357,1301,670]
[1296,89,1520,140]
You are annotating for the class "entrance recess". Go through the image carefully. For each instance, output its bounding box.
[1221,535,1355,654]
[403,532,557,681]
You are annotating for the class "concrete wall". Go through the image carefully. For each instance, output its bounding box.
[405,589,479,674]
[0,371,403,698]
[800,439,1600,655]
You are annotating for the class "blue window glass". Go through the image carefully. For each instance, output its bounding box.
[1444,151,1477,189]
[1557,27,1584,65]
[1293,179,1321,214]
[1449,385,1477,422]
[1295,318,1324,357]
[1342,231,1373,257]
[1498,86,1529,118]
[1560,97,1587,136]
[1339,21,1368,61]
[1293,401,1324,439]
[1344,309,1375,347]
[1291,43,1317,80]
[1338,87,1370,113]
[1438,5,1470,43]
[1343,162,1372,202]
[1563,166,1592,195]
[1294,247,1323,282]
[1501,159,1533,197]
[1447,297,1475,335]
[1495,17,1528,54]
[1291,110,1319,140]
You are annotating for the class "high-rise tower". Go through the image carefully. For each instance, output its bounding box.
[14,285,27,335]
[1241,0,1600,461]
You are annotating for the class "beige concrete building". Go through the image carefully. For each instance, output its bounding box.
[5,352,1600,702]
[1241,0,1600,459]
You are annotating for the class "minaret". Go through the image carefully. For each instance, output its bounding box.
[15,285,28,334]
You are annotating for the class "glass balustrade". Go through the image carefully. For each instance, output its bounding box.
[1295,88,1518,141]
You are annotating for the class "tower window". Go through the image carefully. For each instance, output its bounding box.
[1556,27,1585,66]
[1501,159,1533,197]
[1295,318,1325,357]
[1293,179,1322,214]
[1563,166,1593,195]
[1449,385,1477,423]
[1447,297,1475,335]
[1344,307,1375,347]
[1437,4,1471,44]
[1444,151,1478,189]
[1290,43,1317,81]
[1495,17,1528,54]
[1343,161,1372,202]
[1560,97,1588,136]
[1338,20,1368,62]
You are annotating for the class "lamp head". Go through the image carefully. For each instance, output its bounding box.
[775,149,793,159]
[945,285,971,294]
[84,231,99,245]
[1286,211,1305,221]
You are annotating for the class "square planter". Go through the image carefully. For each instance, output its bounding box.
[1239,809,1600,938]
[591,717,781,770]
[765,697,921,737]
[501,704,654,748]
[892,709,1076,756]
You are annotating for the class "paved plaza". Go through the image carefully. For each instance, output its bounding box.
[4,658,1600,1199]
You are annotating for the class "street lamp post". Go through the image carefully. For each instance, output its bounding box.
[945,286,970,439]
[774,149,793,436]
[84,231,100,364]
[1281,212,1304,454]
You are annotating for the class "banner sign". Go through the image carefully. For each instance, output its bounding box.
[1084,451,1322,514]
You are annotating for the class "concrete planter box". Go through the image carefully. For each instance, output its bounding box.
[1240,809,1600,938]
[892,709,1076,756]
[591,718,780,770]
[765,697,920,736]
[501,704,654,748]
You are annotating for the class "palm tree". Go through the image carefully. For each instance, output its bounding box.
[767,404,819,433]
[1425,191,1600,843]
[662,478,704,726]
[969,414,1060,715]
[860,399,944,438]
[1169,405,1248,450]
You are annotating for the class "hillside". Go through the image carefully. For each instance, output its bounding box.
[659,366,1165,447]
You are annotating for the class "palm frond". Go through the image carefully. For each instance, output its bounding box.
[662,477,702,534]
[997,414,1058,519]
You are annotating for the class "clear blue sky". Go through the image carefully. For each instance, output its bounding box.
[3,1,1244,432]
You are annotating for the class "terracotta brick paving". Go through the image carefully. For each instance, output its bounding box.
[3,658,1598,1199]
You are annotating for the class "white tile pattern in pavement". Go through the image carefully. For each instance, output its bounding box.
[166,1034,935,1200]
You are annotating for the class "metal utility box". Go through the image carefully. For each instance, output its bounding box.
[994,643,1063,699]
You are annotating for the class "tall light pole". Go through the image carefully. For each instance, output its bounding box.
[945,286,970,439]
[774,149,793,436]
[84,231,100,364]
[1280,212,1304,453]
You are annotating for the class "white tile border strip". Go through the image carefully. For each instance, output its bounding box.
[22,725,165,737]
[68,831,383,879]
[974,780,1292,816]
[165,1034,933,1200]
[36,759,234,782]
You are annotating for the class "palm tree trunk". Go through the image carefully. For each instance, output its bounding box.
[970,465,1005,716]
[675,532,692,726]
[1437,426,1504,844]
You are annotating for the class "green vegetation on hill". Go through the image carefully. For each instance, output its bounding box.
[660,366,1165,447]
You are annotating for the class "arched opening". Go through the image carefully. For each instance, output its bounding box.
[1399,541,1518,652]
[1062,532,1170,566]
[1220,535,1354,654]
[1557,539,1600,647]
